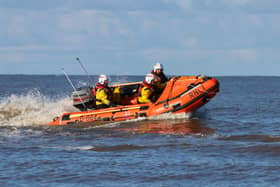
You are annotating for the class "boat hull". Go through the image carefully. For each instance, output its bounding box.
[48,76,219,126]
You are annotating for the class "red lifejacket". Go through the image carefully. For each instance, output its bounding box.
[151,70,168,83]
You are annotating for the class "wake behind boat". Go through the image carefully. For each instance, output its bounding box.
[48,75,219,126]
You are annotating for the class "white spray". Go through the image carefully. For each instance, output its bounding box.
[0,90,78,127]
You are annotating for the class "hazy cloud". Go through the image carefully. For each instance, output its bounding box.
[0,0,279,75]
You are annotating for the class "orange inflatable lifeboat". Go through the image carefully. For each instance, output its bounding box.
[48,75,219,126]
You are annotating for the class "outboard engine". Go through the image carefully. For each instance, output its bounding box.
[72,87,95,111]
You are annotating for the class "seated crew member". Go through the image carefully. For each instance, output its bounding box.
[112,86,121,105]
[94,74,113,109]
[138,73,156,104]
[151,62,168,94]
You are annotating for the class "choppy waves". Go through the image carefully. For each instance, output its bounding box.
[0,90,77,127]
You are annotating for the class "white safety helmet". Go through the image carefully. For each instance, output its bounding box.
[145,73,155,84]
[153,63,163,72]
[98,74,108,85]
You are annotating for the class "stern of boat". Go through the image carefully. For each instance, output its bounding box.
[48,116,62,126]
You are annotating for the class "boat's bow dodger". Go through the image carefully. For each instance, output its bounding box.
[48,75,219,126]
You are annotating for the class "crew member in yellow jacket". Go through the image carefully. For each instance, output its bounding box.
[94,74,113,109]
[138,73,155,104]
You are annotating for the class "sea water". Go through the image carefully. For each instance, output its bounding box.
[0,75,279,186]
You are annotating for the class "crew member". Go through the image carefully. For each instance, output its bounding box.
[94,74,112,109]
[151,63,168,94]
[138,73,155,104]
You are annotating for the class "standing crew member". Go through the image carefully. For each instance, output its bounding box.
[94,74,112,109]
[151,63,168,94]
[138,73,155,104]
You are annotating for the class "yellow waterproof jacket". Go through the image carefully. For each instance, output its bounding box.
[138,86,153,104]
[95,88,111,106]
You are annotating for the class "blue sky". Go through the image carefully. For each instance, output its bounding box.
[0,0,280,76]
